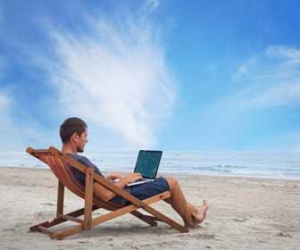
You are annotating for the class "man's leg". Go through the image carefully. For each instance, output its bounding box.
[164,177,208,228]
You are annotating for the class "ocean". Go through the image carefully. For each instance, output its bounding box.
[0,151,299,180]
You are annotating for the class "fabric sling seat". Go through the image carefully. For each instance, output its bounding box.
[26,146,188,240]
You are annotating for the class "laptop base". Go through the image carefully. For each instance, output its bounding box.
[126,179,154,187]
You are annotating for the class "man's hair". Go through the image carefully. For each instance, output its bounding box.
[60,117,87,143]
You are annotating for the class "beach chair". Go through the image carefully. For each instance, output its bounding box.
[26,146,188,240]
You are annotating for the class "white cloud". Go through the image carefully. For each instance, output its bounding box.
[0,56,5,83]
[231,45,300,111]
[266,45,300,64]
[39,10,175,149]
[0,92,22,150]
[0,92,9,110]
[232,57,258,82]
[0,60,18,150]
[143,0,160,15]
[197,45,300,150]
[242,81,300,109]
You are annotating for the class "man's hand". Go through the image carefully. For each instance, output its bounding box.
[125,173,143,183]
[106,173,124,182]
[107,172,142,185]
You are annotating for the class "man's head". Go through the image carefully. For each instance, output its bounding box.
[60,117,88,153]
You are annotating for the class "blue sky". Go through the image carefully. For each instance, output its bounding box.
[1,0,300,152]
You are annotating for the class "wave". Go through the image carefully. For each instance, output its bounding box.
[1,151,300,180]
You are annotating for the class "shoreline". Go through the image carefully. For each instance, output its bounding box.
[1,165,300,182]
[0,167,299,249]
[1,149,300,181]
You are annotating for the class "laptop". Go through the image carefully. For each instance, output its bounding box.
[126,150,163,187]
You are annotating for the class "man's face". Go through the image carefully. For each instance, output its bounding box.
[75,129,88,153]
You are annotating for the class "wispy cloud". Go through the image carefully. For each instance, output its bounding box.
[0,91,22,150]
[0,56,5,83]
[143,0,160,15]
[232,57,258,82]
[0,59,17,149]
[0,91,9,110]
[266,45,300,64]
[37,4,175,149]
[199,45,300,149]
[235,45,300,110]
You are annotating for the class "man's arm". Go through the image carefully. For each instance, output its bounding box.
[106,173,124,182]
[93,173,142,201]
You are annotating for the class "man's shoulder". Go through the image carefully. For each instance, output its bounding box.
[68,154,92,166]
[68,153,103,176]
[68,153,88,161]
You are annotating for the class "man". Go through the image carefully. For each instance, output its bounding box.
[60,117,208,228]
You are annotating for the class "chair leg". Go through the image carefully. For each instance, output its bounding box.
[130,211,158,226]
[84,169,93,230]
[30,206,101,232]
[87,193,188,234]
[56,181,64,217]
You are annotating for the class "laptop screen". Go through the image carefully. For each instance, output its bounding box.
[134,150,162,179]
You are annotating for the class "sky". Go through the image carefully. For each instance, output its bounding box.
[1,0,300,152]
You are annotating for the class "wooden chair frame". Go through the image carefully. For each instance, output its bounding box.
[26,146,188,240]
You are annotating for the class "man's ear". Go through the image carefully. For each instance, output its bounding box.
[70,132,78,142]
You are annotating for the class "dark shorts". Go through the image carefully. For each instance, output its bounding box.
[110,177,170,206]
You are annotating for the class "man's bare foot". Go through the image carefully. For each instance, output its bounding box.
[185,200,209,229]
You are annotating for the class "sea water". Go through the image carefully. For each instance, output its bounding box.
[0,151,299,180]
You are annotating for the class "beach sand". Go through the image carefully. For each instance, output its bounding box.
[0,167,299,250]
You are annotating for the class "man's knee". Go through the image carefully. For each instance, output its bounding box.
[165,177,179,189]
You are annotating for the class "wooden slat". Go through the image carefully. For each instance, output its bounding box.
[91,192,171,227]
[49,147,87,174]
[91,204,139,227]
[51,225,83,240]
[26,147,49,154]
[130,211,157,226]
[94,191,187,233]
[59,215,83,224]
[47,206,99,228]
[30,221,51,232]
[38,226,54,235]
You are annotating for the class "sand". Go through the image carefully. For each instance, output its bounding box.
[0,167,299,250]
